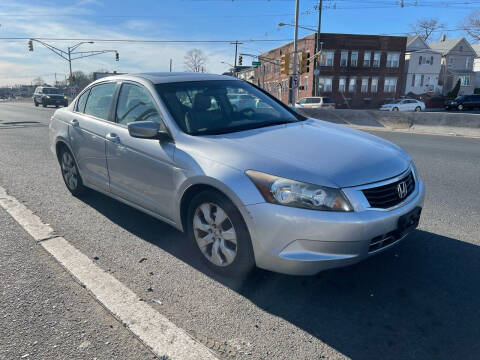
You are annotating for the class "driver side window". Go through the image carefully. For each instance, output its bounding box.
[116,83,162,126]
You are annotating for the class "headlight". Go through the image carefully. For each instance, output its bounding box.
[64,96,67,99]
[246,170,353,212]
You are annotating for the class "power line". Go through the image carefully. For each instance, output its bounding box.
[0,37,296,43]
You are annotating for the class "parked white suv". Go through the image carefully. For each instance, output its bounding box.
[295,97,336,109]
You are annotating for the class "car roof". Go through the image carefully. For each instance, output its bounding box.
[95,72,239,85]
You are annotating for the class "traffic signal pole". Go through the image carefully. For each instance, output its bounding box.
[29,39,117,85]
[291,0,300,105]
[314,0,323,96]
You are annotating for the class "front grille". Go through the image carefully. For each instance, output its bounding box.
[362,171,415,209]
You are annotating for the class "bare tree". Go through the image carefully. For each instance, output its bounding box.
[460,10,480,42]
[184,49,207,72]
[409,18,444,41]
[32,77,45,86]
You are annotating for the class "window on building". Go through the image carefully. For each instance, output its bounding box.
[363,51,371,67]
[460,75,470,86]
[320,51,334,66]
[384,77,397,93]
[348,77,356,92]
[338,77,346,92]
[430,56,434,65]
[418,56,422,65]
[305,76,308,92]
[351,51,358,67]
[340,51,348,67]
[448,57,454,68]
[371,77,379,93]
[415,74,421,87]
[466,57,472,69]
[373,52,381,68]
[411,74,415,87]
[420,75,424,86]
[361,77,369,93]
[318,77,332,92]
[386,52,400,68]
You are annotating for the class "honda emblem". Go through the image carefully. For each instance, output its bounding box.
[397,181,408,199]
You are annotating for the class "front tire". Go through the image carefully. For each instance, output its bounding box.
[457,104,464,111]
[187,190,255,277]
[59,148,86,197]
[34,100,39,107]
[392,107,399,112]
[415,106,421,112]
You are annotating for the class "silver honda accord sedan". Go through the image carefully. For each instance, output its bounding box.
[49,73,425,276]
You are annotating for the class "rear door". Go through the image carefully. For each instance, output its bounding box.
[105,81,176,220]
[68,82,118,192]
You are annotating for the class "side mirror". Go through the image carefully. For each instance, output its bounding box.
[128,120,171,140]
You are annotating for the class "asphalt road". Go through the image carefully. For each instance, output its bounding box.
[1,102,479,360]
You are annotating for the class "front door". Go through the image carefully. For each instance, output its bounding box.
[68,82,117,192]
[105,82,176,220]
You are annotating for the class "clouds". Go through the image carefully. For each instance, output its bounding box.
[0,0,231,86]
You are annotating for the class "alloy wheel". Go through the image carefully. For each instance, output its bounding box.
[61,151,78,190]
[193,202,237,267]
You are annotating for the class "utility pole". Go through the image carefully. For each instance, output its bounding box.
[291,0,300,105]
[169,59,173,72]
[314,0,323,96]
[230,41,243,68]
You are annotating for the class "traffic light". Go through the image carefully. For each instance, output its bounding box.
[280,53,290,75]
[299,52,308,74]
[28,40,33,52]
[238,55,243,66]
[306,51,310,72]
[115,52,119,61]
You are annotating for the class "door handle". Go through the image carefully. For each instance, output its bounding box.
[106,133,120,143]
[70,119,79,127]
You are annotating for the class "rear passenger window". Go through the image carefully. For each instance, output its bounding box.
[76,89,90,113]
[84,83,117,120]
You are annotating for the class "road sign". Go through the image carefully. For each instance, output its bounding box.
[252,61,261,66]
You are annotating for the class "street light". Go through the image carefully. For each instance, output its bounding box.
[221,61,234,68]
[278,22,317,33]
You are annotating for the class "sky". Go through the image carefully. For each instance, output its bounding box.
[0,0,478,86]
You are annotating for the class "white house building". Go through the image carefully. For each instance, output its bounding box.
[430,37,476,96]
[404,35,442,95]
[472,44,480,90]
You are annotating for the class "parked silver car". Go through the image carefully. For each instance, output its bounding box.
[49,73,425,276]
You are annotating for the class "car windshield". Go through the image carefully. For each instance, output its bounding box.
[156,80,302,135]
[42,88,63,95]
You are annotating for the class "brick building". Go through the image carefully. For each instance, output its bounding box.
[255,33,408,108]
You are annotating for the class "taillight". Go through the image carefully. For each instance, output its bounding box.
[50,116,55,126]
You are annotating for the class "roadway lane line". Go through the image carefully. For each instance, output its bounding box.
[0,185,218,360]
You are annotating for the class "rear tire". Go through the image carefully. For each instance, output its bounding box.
[187,190,255,277]
[42,102,47,108]
[59,147,87,197]
[458,104,464,111]
[34,100,38,107]
[392,107,399,111]
[415,106,421,112]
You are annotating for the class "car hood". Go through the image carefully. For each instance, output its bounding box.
[180,119,412,188]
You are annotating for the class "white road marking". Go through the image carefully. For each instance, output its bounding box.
[0,185,218,360]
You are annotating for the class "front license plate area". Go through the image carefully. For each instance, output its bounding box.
[398,207,422,236]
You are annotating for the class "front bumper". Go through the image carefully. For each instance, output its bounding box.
[43,98,68,106]
[245,175,425,275]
